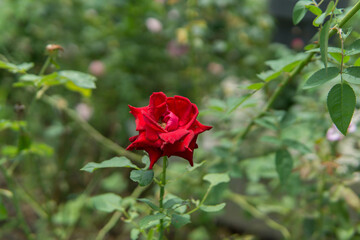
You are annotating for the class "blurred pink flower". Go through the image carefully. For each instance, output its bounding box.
[207,62,224,75]
[167,40,188,57]
[326,123,356,141]
[76,103,93,121]
[88,60,105,77]
[291,38,304,51]
[145,18,162,33]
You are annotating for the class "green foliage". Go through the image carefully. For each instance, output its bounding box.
[90,193,123,213]
[130,170,154,187]
[327,83,356,135]
[275,149,293,183]
[81,157,139,173]
[303,67,340,89]
[203,173,230,187]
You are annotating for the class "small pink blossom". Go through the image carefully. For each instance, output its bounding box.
[207,62,224,75]
[166,40,188,57]
[88,60,105,77]
[326,123,356,142]
[145,18,162,33]
[76,103,93,121]
[291,38,304,51]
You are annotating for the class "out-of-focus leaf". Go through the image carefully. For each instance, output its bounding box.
[327,83,355,135]
[138,198,160,211]
[91,193,123,212]
[320,20,331,69]
[130,169,154,186]
[200,203,226,212]
[171,214,191,228]
[306,5,322,16]
[203,173,230,187]
[0,60,33,73]
[342,66,360,84]
[282,139,311,154]
[139,213,166,229]
[293,0,312,25]
[58,70,97,89]
[81,157,139,173]
[275,149,293,183]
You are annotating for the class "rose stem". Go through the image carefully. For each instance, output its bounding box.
[159,156,167,240]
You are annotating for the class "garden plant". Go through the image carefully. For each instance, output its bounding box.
[1,0,360,239]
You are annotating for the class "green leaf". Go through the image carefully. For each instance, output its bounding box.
[139,213,166,229]
[58,70,97,89]
[163,198,187,209]
[0,120,26,131]
[203,173,230,187]
[138,198,160,211]
[327,83,356,135]
[282,139,311,154]
[130,170,154,186]
[130,229,140,240]
[200,203,226,212]
[141,155,150,169]
[171,214,191,228]
[275,149,293,183]
[330,53,350,64]
[257,70,282,82]
[355,57,360,67]
[303,67,339,89]
[246,83,264,90]
[325,1,334,15]
[320,20,331,69]
[226,93,252,115]
[343,67,360,84]
[293,1,312,25]
[0,198,8,220]
[306,5,322,16]
[17,128,32,152]
[81,157,139,173]
[306,47,342,54]
[260,136,283,147]
[91,193,123,212]
[0,60,33,73]
[347,39,360,55]
[313,13,326,26]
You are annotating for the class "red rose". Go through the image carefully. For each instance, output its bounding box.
[126,92,212,169]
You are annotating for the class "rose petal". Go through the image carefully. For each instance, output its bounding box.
[129,105,148,131]
[149,92,168,121]
[145,147,163,169]
[167,96,197,127]
[159,129,189,144]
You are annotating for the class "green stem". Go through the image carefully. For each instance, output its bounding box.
[236,0,360,141]
[186,185,212,215]
[39,56,51,76]
[159,156,167,240]
[227,191,290,239]
[0,166,34,240]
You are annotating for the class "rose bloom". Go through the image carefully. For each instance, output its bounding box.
[126,92,212,169]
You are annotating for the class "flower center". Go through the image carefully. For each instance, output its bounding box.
[159,111,179,131]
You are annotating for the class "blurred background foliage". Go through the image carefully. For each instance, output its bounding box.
[1,0,360,239]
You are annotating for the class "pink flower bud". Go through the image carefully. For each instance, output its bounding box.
[88,60,105,77]
[145,18,162,33]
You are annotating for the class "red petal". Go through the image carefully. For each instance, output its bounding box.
[190,120,213,135]
[173,149,194,166]
[126,131,162,150]
[149,92,168,122]
[129,105,148,131]
[144,148,163,169]
[159,129,189,144]
[167,96,198,127]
